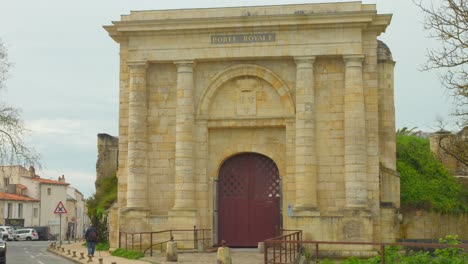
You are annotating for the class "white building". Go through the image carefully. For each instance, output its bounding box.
[0,166,88,241]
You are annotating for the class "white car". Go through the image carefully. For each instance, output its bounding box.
[14,229,38,241]
[0,227,13,241]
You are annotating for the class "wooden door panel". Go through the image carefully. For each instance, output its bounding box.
[218,153,280,247]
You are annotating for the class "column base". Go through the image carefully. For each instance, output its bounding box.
[343,206,372,217]
[119,207,151,233]
[293,205,320,217]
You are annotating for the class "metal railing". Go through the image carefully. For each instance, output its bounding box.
[119,226,211,256]
[264,239,468,264]
[264,230,303,264]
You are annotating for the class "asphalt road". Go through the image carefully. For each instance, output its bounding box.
[6,240,75,264]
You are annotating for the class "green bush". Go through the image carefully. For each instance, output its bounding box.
[396,134,468,213]
[340,236,467,264]
[82,242,110,251]
[111,248,144,259]
[86,174,118,243]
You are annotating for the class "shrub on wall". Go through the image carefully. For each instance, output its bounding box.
[396,134,468,213]
[86,174,117,242]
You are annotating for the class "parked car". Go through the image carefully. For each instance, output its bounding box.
[14,229,38,241]
[0,227,13,241]
[24,226,51,241]
[0,238,6,264]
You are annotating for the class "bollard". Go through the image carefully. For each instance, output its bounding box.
[80,252,85,259]
[98,258,103,264]
[88,255,93,262]
[166,241,178,262]
[258,242,265,253]
[67,249,71,255]
[72,251,77,258]
[197,239,205,252]
[217,240,232,264]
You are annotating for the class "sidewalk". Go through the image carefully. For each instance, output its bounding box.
[47,242,148,264]
[47,242,265,264]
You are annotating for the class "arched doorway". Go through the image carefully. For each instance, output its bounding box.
[218,153,281,247]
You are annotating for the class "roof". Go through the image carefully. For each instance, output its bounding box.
[0,192,39,202]
[22,176,69,186]
[66,194,76,201]
[16,184,27,189]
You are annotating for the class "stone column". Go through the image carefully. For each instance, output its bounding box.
[173,61,196,209]
[127,61,148,208]
[343,55,368,208]
[294,56,318,211]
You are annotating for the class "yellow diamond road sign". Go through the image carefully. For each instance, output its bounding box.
[54,201,67,214]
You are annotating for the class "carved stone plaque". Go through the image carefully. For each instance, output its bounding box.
[236,79,257,116]
[343,220,363,241]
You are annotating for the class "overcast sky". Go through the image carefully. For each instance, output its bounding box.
[0,0,452,197]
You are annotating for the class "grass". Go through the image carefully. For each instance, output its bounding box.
[111,248,145,259]
[82,241,110,251]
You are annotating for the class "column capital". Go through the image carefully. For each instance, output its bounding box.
[343,55,365,67]
[174,60,195,73]
[294,56,316,68]
[127,60,148,68]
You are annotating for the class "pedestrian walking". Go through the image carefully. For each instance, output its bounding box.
[84,224,98,257]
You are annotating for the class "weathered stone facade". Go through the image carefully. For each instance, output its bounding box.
[96,133,119,181]
[105,2,399,252]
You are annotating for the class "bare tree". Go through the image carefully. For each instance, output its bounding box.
[0,39,40,167]
[414,0,468,125]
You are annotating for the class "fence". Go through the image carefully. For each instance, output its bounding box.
[264,230,303,264]
[119,226,211,257]
[264,239,468,264]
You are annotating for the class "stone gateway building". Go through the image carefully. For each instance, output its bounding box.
[105,2,400,252]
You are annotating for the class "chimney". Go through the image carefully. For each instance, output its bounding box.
[29,166,36,178]
[58,175,66,183]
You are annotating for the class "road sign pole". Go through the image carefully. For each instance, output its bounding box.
[59,214,62,246]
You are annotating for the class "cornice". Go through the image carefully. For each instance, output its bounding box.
[105,11,392,42]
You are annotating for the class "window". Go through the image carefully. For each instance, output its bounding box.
[47,188,51,195]
[18,204,23,218]
[3,177,9,187]
[6,203,12,218]
[33,208,38,218]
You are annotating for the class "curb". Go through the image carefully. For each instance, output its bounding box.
[47,248,83,264]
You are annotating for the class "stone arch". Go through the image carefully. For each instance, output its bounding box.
[211,146,285,181]
[197,64,295,117]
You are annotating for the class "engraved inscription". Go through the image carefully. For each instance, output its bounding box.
[211,33,276,44]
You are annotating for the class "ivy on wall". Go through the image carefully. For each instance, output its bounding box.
[86,175,117,242]
[397,134,468,213]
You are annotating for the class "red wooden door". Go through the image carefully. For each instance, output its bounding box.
[218,153,280,247]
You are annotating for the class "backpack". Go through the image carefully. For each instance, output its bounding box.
[88,229,97,241]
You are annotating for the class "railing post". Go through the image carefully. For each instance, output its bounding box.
[119,232,121,248]
[315,243,319,264]
[280,238,282,263]
[150,232,153,257]
[381,244,385,264]
[194,225,198,250]
[264,241,268,264]
[132,233,135,251]
[140,233,142,253]
[273,241,276,263]
[125,233,128,251]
